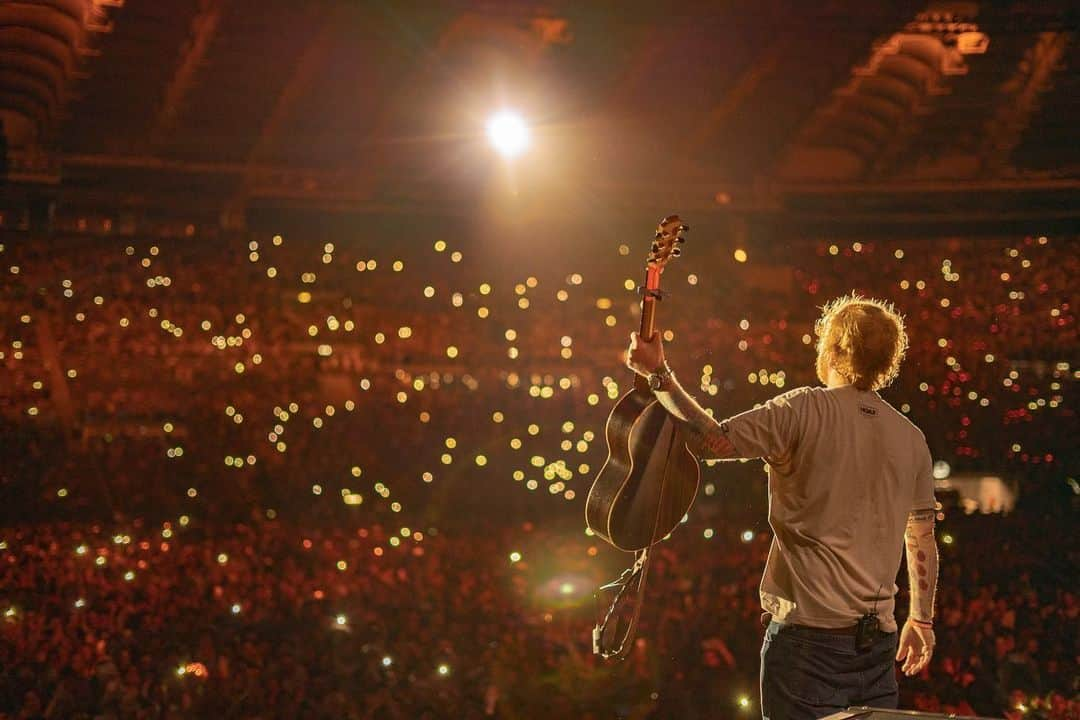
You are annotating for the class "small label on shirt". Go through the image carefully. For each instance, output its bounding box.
[858,403,878,418]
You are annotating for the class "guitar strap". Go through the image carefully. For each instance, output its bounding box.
[592,546,651,660]
[592,420,678,660]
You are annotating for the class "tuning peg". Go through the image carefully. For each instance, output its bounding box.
[654,231,663,239]
[651,243,660,253]
[672,248,682,257]
[675,236,685,243]
[679,224,689,232]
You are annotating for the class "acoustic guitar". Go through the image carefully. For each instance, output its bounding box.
[586,215,700,553]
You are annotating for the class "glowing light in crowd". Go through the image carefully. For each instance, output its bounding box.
[486,111,529,157]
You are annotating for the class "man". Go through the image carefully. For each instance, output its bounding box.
[626,294,938,720]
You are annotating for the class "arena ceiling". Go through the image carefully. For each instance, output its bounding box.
[1,0,1078,226]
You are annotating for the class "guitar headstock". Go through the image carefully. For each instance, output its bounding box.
[647,214,688,269]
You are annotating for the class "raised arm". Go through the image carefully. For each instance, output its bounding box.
[651,373,739,460]
[897,507,938,676]
[626,331,740,460]
[626,331,805,462]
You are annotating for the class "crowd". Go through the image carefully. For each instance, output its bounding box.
[0,227,1076,717]
[2,229,1074,482]
[0,505,1075,719]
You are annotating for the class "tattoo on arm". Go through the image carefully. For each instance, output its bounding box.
[683,422,739,460]
[904,510,939,623]
[908,508,936,523]
[653,374,739,460]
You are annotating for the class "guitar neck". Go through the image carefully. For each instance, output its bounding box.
[633,264,662,393]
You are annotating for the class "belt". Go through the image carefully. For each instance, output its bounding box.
[761,612,860,636]
[786,622,859,636]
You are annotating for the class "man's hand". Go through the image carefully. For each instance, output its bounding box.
[626,331,665,377]
[896,619,935,676]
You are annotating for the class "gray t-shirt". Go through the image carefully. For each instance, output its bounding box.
[721,384,935,632]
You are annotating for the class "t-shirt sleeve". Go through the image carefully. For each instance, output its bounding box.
[719,386,813,463]
[911,435,936,512]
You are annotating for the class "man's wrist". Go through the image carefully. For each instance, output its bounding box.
[647,362,674,392]
[909,616,933,628]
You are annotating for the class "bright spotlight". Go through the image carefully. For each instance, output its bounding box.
[487,111,529,158]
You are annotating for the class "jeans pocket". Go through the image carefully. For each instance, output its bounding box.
[765,632,843,706]
[863,664,898,706]
[860,636,899,706]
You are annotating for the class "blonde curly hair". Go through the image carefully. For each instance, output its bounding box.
[815,293,908,391]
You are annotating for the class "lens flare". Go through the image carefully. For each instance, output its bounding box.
[486,111,529,158]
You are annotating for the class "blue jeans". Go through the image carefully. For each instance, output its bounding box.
[760,621,898,720]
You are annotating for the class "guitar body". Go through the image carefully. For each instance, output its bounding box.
[586,387,701,552]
